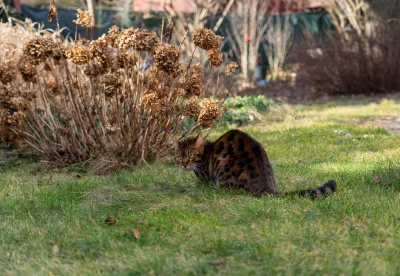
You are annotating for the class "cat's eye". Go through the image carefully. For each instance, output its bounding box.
[177,157,183,161]
[189,154,194,159]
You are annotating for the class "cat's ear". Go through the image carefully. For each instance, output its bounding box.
[173,138,180,149]
[193,133,204,149]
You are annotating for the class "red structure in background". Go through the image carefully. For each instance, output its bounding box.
[132,0,330,14]
[133,0,196,13]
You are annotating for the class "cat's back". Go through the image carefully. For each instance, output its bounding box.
[210,129,276,193]
[214,129,263,154]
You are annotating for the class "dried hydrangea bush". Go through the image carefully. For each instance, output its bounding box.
[0,20,44,141]
[0,12,234,171]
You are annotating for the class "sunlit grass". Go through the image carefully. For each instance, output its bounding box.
[1,97,399,275]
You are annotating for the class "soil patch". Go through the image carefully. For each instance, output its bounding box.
[369,115,400,135]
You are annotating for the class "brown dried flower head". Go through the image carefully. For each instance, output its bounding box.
[84,63,105,77]
[208,48,223,67]
[51,45,67,61]
[147,78,159,91]
[153,43,180,74]
[145,67,163,90]
[24,35,56,63]
[225,61,238,75]
[65,42,92,65]
[181,63,204,98]
[142,90,160,108]
[90,39,111,66]
[10,96,31,111]
[2,85,18,98]
[134,29,159,52]
[118,51,139,68]
[156,86,170,99]
[0,61,15,84]
[118,28,159,52]
[18,57,37,82]
[73,9,92,27]
[3,111,26,127]
[171,62,186,79]
[192,28,222,50]
[103,72,122,87]
[184,97,200,118]
[102,72,122,98]
[141,89,169,118]
[0,91,29,127]
[104,26,120,48]
[117,27,138,50]
[198,98,222,128]
[171,87,185,99]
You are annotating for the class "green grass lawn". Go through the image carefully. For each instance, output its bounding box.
[1,96,400,275]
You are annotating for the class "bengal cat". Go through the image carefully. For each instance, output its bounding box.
[175,129,336,197]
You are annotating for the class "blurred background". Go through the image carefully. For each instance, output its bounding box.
[1,0,400,100]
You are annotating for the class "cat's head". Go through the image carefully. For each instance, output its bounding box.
[174,134,206,170]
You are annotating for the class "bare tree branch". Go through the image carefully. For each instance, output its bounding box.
[225,0,271,79]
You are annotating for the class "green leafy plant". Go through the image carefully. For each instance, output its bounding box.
[216,95,275,127]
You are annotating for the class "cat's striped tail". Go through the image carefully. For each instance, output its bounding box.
[280,180,337,199]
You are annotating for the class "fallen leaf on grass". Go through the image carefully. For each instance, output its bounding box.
[373,173,382,183]
[125,227,140,239]
[209,259,225,266]
[52,245,59,255]
[105,216,116,226]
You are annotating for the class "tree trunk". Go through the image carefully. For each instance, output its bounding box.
[242,41,248,79]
